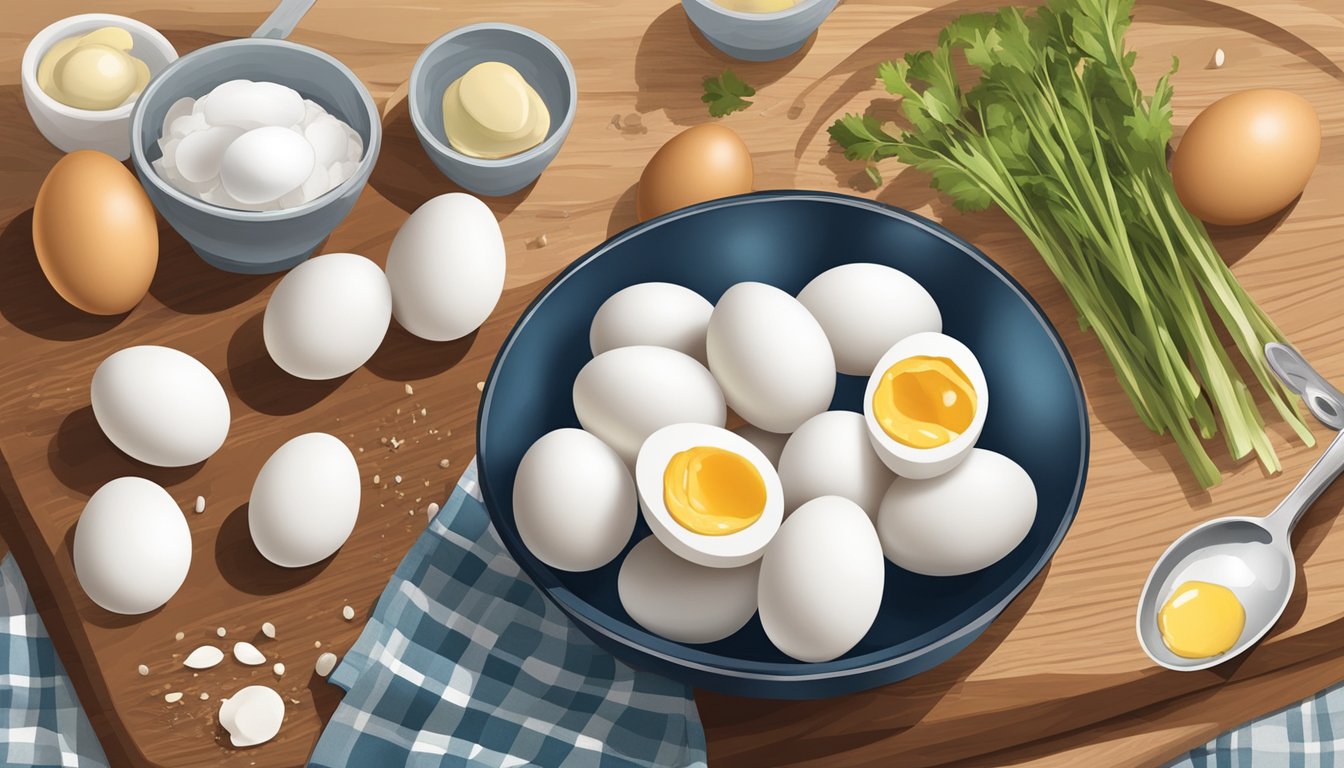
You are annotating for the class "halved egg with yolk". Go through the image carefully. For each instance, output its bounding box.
[863,332,988,479]
[636,423,783,568]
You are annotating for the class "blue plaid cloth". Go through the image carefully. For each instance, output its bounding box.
[307,460,706,767]
[2,463,1342,766]
[0,556,107,767]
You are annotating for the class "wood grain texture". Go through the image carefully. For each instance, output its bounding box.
[0,1,1341,766]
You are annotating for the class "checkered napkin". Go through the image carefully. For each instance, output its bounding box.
[0,556,107,768]
[1168,688,1344,768]
[307,460,707,768]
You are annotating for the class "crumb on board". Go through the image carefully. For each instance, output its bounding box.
[404,383,414,395]
[342,605,355,621]
[175,632,184,642]
[137,664,149,676]
[194,496,205,514]
[439,459,450,469]
[164,692,183,704]
[216,627,226,638]
[261,622,276,639]
[476,381,485,392]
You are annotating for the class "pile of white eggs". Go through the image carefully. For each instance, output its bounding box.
[513,263,1039,663]
[151,79,364,211]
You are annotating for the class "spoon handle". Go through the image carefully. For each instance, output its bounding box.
[1265,429,1344,539]
[1265,342,1344,430]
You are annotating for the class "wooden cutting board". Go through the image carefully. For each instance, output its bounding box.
[1,0,1341,765]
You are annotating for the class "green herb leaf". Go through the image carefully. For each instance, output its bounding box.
[825,0,1310,486]
[865,165,883,186]
[702,69,756,117]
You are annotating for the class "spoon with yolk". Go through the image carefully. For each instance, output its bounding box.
[1137,343,1344,671]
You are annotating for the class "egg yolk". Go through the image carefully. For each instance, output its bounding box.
[1158,580,1246,659]
[872,356,977,449]
[663,446,765,536]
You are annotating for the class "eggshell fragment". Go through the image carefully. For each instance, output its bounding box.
[183,646,224,670]
[314,652,338,677]
[304,115,348,167]
[33,150,158,315]
[233,642,266,666]
[219,685,285,748]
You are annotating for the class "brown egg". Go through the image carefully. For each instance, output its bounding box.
[636,124,753,221]
[33,150,158,315]
[1171,89,1320,227]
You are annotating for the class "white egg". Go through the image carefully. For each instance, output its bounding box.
[618,536,759,644]
[385,193,505,342]
[174,125,243,183]
[758,496,884,662]
[513,428,636,572]
[204,79,305,130]
[797,264,942,376]
[220,126,315,204]
[249,433,360,568]
[573,346,726,466]
[863,332,987,479]
[91,346,230,467]
[73,477,192,615]
[590,283,713,364]
[778,410,892,517]
[706,282,836,434]
[635,423,782,568]
[733,424,788,468]
[263,253,391,380]
[878,448,1036,576]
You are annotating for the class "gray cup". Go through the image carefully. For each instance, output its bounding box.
[129,37,380,273]
[408,24,576,197]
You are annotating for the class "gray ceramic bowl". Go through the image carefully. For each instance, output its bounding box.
[409,23,576,197]
[129,39,380,274]
[682,0,839,61]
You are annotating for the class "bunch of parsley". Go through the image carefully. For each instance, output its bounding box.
[830,0,1310,487]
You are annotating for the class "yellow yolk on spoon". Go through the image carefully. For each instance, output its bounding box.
[1158,580,1246,659]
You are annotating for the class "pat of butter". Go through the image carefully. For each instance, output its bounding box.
[38,26,150,111]
[442,61,550,160]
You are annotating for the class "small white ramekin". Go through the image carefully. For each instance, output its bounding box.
[21,13,178,160]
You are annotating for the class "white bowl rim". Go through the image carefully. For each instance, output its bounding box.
[21,13,178,123]
[408,22,578,170]
[684,0,829,22]
[128,37,382,222]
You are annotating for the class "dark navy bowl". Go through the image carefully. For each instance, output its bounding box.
[477,191,1088,699]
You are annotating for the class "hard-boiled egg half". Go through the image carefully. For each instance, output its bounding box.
[635,423,783,568]
[863,332,987,479]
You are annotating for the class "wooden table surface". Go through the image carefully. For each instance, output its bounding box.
[2,0,1343,765]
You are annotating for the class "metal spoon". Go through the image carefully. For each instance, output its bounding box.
[1136,343,1344,671]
